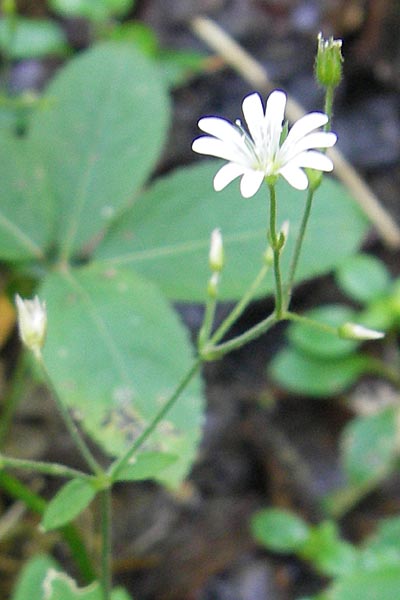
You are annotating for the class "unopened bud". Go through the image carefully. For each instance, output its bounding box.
[278,220,290,250]
[338,322,384,341]
[315,33,343,88]
[209,228,224,273]
[15,294,47,359]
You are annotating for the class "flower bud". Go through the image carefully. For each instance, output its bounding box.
[338,322,384,341]
[15,294,47,359]
[315,33,343,88]
[209,228,224,273]
[278,220,290,250]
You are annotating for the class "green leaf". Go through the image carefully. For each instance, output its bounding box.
[41,479,96,531]
[288,305,358,359]
[365,516,400,556]
[0,18,68,59]
[341,408,399,486]
[94,162,369,302]
[43,570,102,600]
[114,451,177,482]
[111,588,134,600]
[251,508,310,553]
[269,347,369,397]
[41,264,203,486]
[12,555,58,600]
[0,134,53,261]
[49,0,134,21]
[110,22,159,56]
[324,563,400,600]
[30,42,169,261]
[336,254,392,304]
[301,521,357,577]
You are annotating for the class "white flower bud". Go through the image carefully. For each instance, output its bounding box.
[278,220,290,250]
[209,228,224,273]
[15,294,47,359]
[338,322,384,341]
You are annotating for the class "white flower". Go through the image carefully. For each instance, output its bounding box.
[192,90,337,198]
[15,294,47,359]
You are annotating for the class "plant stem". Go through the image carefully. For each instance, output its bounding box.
[0,454,91,480]
[324,85,335,129]
[100,488,112,600]
[268,185,284,317]
[286,187,314,302]
[210,262,270,345]
[204,312,279,358]
[285,311,339,336]
[0,470,96,582]
[110,358,202,480]
[197,292,217,350]
[38,358,103,476]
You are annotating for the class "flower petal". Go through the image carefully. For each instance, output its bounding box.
[279,164,309,190]
[264,90,286,154]
[283,112,328,148]
[240,170,265,198]
[213,162,246,191]
[289,150,334,171]
[242,92,265,146]
[197,117,244,145]
[192,136,248,163]
[280,131,337,162]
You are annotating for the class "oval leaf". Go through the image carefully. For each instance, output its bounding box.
[41,479,95,532]
[336,254,392,304]
[326,564,400,600]
[114,451,177,482]
[30,42,170,260]
[12,555,58,600]
[43,570,101,600]
[251,508,310,553]
[341,407,398,486]
[0,18,67,59]
[95,161,369,301]
[41,264,203,486]
[0,134,53,261]
[270,347,369,397]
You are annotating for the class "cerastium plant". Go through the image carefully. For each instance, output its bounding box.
[0,34,383,600]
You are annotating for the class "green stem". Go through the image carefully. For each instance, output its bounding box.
[110,358,202,480]
[0,353,28,448]
[210,263,270,346]
[204,312,279,359]
[0,470,96,582]
[100,488,112,600]
[286,187,315,302]
[38,358,103,476]
[0,454,91,480]
[324,85,335,130]
[197,292,217,350]
[285,311,339,336]
[268,185,284,317]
